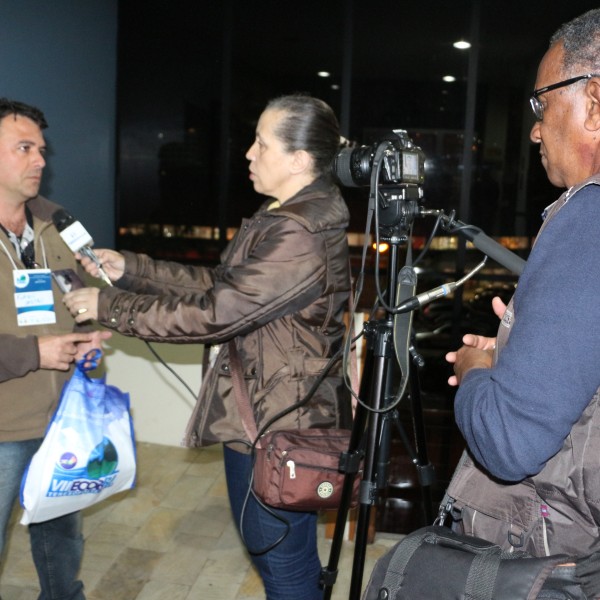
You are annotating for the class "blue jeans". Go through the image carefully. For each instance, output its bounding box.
[223,445,322,600]
[0,439,85,600]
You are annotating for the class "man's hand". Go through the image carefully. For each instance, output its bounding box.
[445,296,507,386]
[446,344,495,386]
[38,333,97,370]
[75,330,113,368]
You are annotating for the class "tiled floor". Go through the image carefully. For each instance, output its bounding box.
[0,443,402,600]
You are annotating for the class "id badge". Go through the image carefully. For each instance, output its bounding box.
[14,269,56,326]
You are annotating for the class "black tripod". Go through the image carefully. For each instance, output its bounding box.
[321,236,436,600]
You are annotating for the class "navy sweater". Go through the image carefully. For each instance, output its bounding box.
[454,183,600,481]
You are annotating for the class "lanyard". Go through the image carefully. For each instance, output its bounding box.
[0,206,36,268]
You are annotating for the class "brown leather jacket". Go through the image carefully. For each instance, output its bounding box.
[97,179,353,448]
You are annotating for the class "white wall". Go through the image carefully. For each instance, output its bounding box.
[102,334,203,447]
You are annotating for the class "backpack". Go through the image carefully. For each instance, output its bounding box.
[362,526,586,600]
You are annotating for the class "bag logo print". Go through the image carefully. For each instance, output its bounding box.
[317,481,335,499]
[48,437,120,497]
[59,452,78,469]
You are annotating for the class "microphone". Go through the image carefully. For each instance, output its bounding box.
[459,227,525,276]
[395,282,458,313]
[51,209,112,286]
[439,216,526,276]
[421,210,527,276]
[394,258,488,314]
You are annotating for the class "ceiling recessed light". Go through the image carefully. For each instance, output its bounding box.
[453,40,471,50]
[317,71,331,78]
[443,75,456,83]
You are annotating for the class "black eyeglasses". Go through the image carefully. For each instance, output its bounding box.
[530,73,600,121]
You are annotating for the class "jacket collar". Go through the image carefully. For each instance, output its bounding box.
[259,177,349,233]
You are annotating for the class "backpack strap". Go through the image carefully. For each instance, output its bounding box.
[378,529,429,595]
[378,527,503,600]
[576,551,600,599]
[464,551,501,600]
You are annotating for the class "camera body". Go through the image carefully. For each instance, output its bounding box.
[332,130,426,232]
[332,129,425,188]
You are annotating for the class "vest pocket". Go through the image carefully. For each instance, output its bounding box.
[447,453,545,553]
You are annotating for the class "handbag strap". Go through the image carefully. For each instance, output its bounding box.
[227,286,359,450]
[228,340,261,449]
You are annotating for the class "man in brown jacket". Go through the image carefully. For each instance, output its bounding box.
[0,98,110,599]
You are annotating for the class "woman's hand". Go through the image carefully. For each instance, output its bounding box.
[76,248,125,282]
[445,296,507,386]
[63,287,101,323]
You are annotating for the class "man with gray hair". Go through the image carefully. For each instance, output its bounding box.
[445,8,600,596]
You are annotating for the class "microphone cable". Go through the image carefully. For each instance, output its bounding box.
[143,340,199,402]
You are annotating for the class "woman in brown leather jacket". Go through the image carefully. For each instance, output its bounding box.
[64,94,352,599]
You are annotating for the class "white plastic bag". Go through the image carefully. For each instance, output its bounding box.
[20,352,136,524]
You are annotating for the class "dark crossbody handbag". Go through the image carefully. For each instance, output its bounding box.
[228,340,361,512]
[252,427,359,511]
[362,525,585,600]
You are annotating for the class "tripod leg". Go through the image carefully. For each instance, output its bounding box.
[408,352,435,523]
[323,319,432,599]
[348,342,393,600]
[321,345,374,599]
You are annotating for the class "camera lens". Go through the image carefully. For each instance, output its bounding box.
[331,131,425,190]
[331,145,375,187]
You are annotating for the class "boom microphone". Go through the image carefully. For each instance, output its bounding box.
[458,226,525,276]
[437,214,526,276]
[51,209,112,286]
[421,210,527,276]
